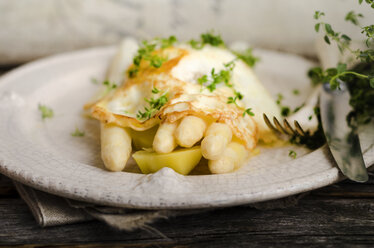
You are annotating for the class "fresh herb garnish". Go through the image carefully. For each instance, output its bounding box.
[345,11,363,26]
[292,89,300,95]
[227,90,243,106]
[189,31,225,49]
[276,93,283,105]
[233,48,260,67]
[290,107,326,150]
[346,62,374,127]
[313,10,374,90]
[201,32,225,46]
[288,150,297,159]
[281,107,291,117]
[198,75,208,86]
[128,36,177,78]
[314,11,352,52]
[275,93,292,117]
[197,60,236,92]
[160,35,178,48]
[38,104,54,120]
[293,103,305,113]
[136,88,168,120]
[243,108,255,117]
[103,80,117,91]
[71,127,85,137]
[359,0,374,9]
[91,78,99,84]
[190,31,260,68]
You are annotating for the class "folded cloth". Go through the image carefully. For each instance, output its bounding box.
[13,181,307,231]
[13,182,93,226]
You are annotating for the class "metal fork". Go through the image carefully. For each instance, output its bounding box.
[263,114,306,136]
[263,85,321,137]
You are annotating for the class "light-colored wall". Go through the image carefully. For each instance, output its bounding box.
[0,0,372,64]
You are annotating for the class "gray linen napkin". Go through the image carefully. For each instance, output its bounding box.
[13,181,307,231]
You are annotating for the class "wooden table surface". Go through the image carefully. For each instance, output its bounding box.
[2,173,374,247]
[1,66,374,247]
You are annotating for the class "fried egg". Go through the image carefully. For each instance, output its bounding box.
[91,43,280,150]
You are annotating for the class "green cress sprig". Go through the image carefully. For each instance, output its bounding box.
[71,127,85,137]
[288,150,297,159]
[227,90,243,106]
[38,104,54,120]
[136,87,168,120]
[190,31,260,68]
[189,31,225,49]
[232,48,260,68]
[197,60,236,92]
[128,36,178,78]
[197,59,255,117]
[243,108,255,117]
[102,80,117,92]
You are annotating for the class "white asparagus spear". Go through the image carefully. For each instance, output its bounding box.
[153,122,178,153]
[208,142,247,174]
[100,123,132,172]
[201,123,232,160]
[175,116,206,148]
[99,39,138,171]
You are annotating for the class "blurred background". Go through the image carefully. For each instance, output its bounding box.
[0,0,373,65]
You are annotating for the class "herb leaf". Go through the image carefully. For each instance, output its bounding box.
[288,150,297,159]
[308,63,371,90]
[136,88,168,120]
[345,11,363,26]
[71,127,85,137]
[128,36,178,77]
[38,104,54,120]
[314,11,325,20]
[233,48,260,67]
[198,60,236,92]
[275,93,292,117]
[160,35,177,48]
[361,25,374,47]
[243,108,255,117]
[103,80,117,91]
[358,0,374,9]
[189,31,225,49]
[227,90,243,106]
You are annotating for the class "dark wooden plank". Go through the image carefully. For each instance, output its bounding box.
[0,174,17,197]
[2,171,374,247]
[312,183,374,197]
[2,195,374,246]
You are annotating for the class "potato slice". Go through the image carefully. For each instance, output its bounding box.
[130,125,158,150]
[132,146,202,175]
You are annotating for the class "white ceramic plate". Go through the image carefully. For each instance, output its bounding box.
[0,47,373,209]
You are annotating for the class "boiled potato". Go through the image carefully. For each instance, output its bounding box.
[132,146,202,175]
[130,125,158,150]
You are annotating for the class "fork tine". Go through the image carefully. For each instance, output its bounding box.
[263,114,280,133]
[273,117,287,134]
[294,120,306,136]
[264,114,307,137]
[283,119,296,136]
